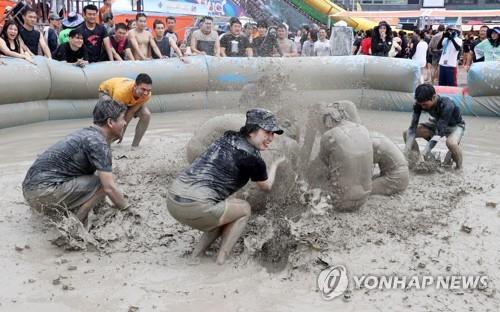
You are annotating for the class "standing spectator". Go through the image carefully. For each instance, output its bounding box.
[78,4,113,62]
[276,24,297,57]
[59,12,84,45]
[44,13,61,53]
[243,23,256,45]
[474,27,499,62]
[128,13,163,60]
[412,31,429,83]
[19,7,51,58]
[371,21,393,57]
[165,16,178,43]
[389,31,401,57]
[314,27,331,56]
[301,30,316,56]
[251,20,281,57]
[99,0,112,24]
[396,30,408,58]
[294,30,302,53]
[109,23,134,61]
[462,34,473,69]
[0,20,35,63]
[220,17,252,57]
[152,19,185,60]
[468,25,489,68]
[127,19,136,31]
[300,24,310,48]
[437,27,462,87]
[53,28,89,67]
[190,16,220,56]
[103,12,114,35]
[359,29,371,55]
[352,31,363,55]
[428,25,445,84]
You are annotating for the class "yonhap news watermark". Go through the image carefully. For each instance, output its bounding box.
[317,264,489,300]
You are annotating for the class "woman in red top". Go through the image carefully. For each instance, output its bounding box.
[359,29,372,55]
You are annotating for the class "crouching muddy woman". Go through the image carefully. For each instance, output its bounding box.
[168,108,285,265]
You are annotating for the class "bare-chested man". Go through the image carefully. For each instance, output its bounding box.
[128,13,163,60]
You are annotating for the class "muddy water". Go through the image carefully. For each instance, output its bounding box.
[1,109,499,311]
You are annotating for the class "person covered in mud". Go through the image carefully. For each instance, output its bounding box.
[403,83,465,170]
[22,97,128,222]
[370,132,409,195]
[318,102,373,211]
[99,73,152,147]
[168,108,286,265]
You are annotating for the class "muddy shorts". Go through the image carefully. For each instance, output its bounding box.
[23,175,101,216]
[167,195,225,232]
[372,166,409,195]
[420,120,465,142]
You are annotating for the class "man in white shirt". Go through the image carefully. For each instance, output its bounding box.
[436,27,462,87]
[314,28,332,56]
[277,24,298,57]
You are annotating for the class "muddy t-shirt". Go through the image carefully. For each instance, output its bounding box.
[192,29,218,56]
[170,131,268,203]
[22,126,112,191]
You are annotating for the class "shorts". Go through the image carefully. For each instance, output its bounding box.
[167,194,225,232]
[420,119,465,139]
[23,175,101,216]
[431,51,441,66]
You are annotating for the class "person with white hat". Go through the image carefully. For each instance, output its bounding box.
[59,11,84,45]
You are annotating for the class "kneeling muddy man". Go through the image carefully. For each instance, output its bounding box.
[168,108,285,265]
[22,98,129,222]
[403,84,465,169]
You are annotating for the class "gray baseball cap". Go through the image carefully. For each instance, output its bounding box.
[245,108,283,135]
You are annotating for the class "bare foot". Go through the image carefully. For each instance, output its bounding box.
[216,251,228,265]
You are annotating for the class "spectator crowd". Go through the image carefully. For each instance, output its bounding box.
[1,1,498,88]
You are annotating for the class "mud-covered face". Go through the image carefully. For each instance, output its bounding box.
[248,129,275,151]
[417,95,436,110]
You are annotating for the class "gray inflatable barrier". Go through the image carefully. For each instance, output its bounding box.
[0,55,498,129]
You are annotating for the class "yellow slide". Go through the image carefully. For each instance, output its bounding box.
[304,0,379,31]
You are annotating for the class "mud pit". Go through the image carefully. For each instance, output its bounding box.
[1,109,499,311]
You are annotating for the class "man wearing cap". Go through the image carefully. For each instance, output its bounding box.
[22,97,128,223]
[168,108,285,265]
[44,13,61,52]
[403,84,465,170]
[99,73,153,147]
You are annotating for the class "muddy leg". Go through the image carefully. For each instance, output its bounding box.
[192,228,222,257]
[132,106,151,147]
[215,198,251,265]
[76,187,106,222]
[446,127,464,170]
